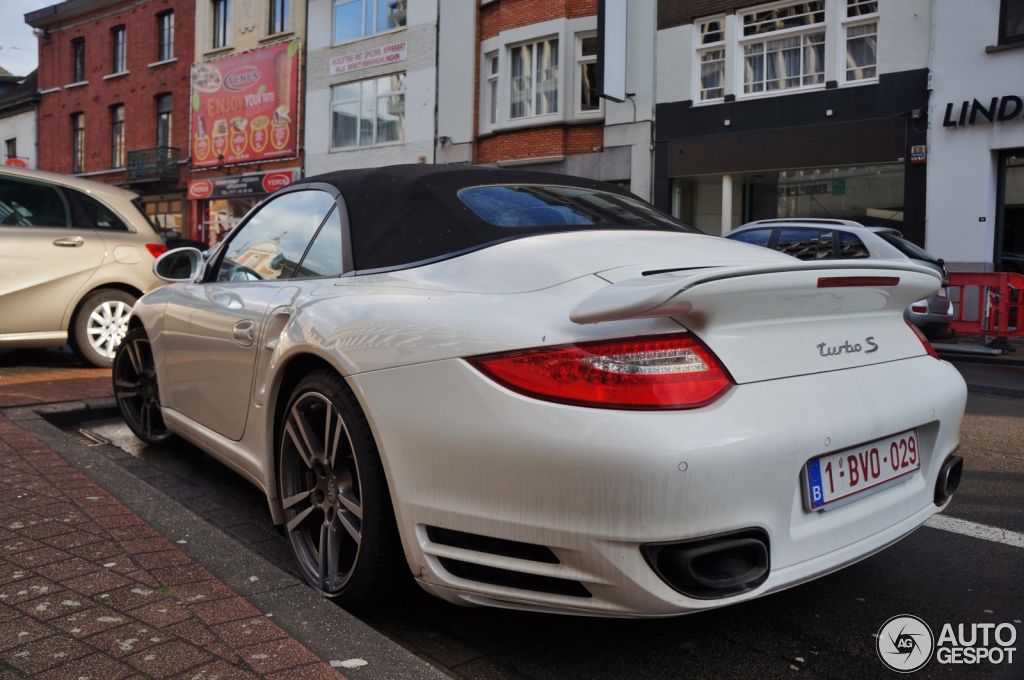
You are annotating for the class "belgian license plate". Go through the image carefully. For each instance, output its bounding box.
[804,429,920,510]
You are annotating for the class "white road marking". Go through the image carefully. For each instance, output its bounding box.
[924,514,1024,548]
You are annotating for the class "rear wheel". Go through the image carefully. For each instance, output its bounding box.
[278,370,406,606]
[113,328,173,445]
[74,289,136,367]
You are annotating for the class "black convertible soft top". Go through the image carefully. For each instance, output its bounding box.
[297,164,693,272]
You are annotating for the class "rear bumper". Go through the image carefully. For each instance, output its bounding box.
[906,292,954,332]
[350,356,967,617]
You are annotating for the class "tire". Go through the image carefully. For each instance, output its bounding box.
[112,327,174,446]
[73,289,137,368]
[278,369,407,607]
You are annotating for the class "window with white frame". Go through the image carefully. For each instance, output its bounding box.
[741,1,825,94]
[509,38,558,120]
[485,53,499,126]
[333,0,407,44]
[844,0,877,82]
[331,74,405,148]
[697,18,725,101]
[577,33,600,114]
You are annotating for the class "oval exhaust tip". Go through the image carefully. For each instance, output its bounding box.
[934,454,964,506]
[642,529,771,599]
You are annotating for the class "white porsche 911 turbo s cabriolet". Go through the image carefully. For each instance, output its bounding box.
[115,165,966,617]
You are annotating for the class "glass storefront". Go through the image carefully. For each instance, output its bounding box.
[999,151,1024,272]
[672,163,905,235]
[201,196,260,248]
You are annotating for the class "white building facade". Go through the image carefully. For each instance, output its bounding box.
[927,0,1024,271]
[304,0,443,174]
[0,73,39,170]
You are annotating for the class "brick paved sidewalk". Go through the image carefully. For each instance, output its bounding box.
[0,412,345,679]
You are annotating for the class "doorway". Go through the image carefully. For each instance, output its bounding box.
[996,150,1024,273]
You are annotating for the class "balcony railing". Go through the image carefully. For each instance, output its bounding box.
[125,146,180,182]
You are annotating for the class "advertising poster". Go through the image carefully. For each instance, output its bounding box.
[190,40,300,168]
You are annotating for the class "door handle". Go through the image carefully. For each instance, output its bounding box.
[232,319,256,347]
[53,236,84,247]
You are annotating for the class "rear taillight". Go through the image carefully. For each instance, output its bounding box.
[906,321,939,359]
[469,333,733,410]
[911,299,929,314]
[146,243,169,259]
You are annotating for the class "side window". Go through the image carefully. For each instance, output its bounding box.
[0,177,70,228]
[839,231,871,259]
[70,190,130,231]
[295,207,344,278]
[776,229,824,261]
[729,229,772,247]
[217,190,337,282]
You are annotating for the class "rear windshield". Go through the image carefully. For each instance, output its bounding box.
[877,232,940,265]
[458,185,696,232]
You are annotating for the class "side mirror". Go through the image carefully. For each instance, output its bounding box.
[154,247,205,283]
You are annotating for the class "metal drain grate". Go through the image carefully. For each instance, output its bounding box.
[62,428,111,447]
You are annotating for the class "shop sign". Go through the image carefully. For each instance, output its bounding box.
[328,40,407,76]
[187,179,214,199]
[188,169,298,200]
[942,96,1023,127]
[190,40,300,168]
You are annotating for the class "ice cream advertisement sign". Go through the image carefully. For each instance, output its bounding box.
[190,40,300,168]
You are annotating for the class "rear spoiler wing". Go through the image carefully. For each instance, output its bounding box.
[570,260,942,325]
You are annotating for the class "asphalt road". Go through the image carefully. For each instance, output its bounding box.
[57,385,1022,680]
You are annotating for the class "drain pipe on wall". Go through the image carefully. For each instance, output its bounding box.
[649,0,657,205]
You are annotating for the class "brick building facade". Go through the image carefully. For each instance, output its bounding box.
[470,0,657,199]
[473,0,605,167]
[28,0,195,240]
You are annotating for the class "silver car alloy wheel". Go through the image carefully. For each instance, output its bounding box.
[280,392,363,596]
[86,300,132,359]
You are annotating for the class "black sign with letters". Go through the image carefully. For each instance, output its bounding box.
[943,96,1023,127]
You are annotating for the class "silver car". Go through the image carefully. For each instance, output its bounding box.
[725,219,954,337]
[0,166,166,366]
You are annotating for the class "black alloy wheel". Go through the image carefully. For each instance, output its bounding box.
[113,328,173,445]
[278,370,406,606]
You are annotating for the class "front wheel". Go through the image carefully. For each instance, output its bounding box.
[278,370,406,607]
[74,289,136,367]
[113,328,173,445]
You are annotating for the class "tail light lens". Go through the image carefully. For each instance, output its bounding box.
[906,321,939,359]
[146,243,169,259]
[469,333,733,410]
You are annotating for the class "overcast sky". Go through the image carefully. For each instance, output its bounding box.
[0,0,53,77]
